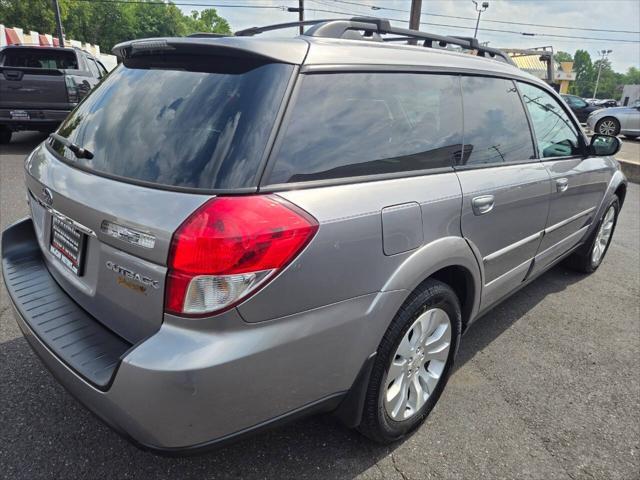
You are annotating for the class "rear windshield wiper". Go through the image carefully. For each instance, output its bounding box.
[49,133,94,160]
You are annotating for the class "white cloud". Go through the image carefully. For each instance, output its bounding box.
[181,0,640,72]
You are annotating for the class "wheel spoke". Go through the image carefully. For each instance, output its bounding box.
[391,379,409,419]
[397,333,413,357]
[425,323,451,359]
[409,375,426,412]
[418,366,440,394]
[386,371,406,405]
[387,358,406,383]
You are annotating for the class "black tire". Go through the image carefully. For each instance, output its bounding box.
[358,279,462,444]
[0,126,11,144]
[595,117,620,136]
[564,196,619,273]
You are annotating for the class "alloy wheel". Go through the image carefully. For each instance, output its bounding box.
[384,308,451,421]
[592,205,615,266]
[598,120,618,136]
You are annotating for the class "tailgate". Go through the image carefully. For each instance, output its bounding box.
[0,68,71,110]
[24,143,210,343]
[23,46,296,342]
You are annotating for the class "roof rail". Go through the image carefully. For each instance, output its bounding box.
[187,32,230,38]
[234,17,514,65]
[235,19,333,37]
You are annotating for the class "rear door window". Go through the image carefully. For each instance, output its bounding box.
[1,48,78,69]
[459,76,535,165]
[50,56,293,190]
[267,73,463,184]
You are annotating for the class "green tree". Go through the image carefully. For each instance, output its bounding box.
[592,58,620,99]
[554,51,573,63]
[623,66,640,85]
[0,0,231,52]
[0,0,56,34]
[571,49,594,97]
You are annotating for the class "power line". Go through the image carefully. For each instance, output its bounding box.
[305,2,640,43]
[66,0,640,43]
[329,0,640,34]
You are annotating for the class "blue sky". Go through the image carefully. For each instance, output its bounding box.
[178,0,640,72]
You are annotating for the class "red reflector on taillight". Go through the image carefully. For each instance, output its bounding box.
[165,195,318,316]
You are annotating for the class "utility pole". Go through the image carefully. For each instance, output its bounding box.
[52,0,65,47]
[593,49,612,99]
[298,0,304,35]
[472,1,489,39]
[408,0,422,44]
[288,0,304,35]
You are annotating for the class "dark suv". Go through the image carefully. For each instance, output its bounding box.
[0,45,107,143]
[561,93,602,123]
[1,18,626,453]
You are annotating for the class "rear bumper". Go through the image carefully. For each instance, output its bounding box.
[0,108,70,129]
[1,218,406,452]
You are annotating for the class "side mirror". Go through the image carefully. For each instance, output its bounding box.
[589,134,621,156]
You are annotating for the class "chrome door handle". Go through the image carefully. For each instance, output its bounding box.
[556,178,569,193]
[471,195,495,215]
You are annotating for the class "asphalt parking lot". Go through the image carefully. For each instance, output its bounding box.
[1,132,639,480]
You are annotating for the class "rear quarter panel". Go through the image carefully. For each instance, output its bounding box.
[237,172,471,323]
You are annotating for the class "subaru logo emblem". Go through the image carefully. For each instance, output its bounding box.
[41,187,53,206]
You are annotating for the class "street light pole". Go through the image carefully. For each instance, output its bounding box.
[472,1,489,39]
[52,0,65,47]
[593,49,612,99]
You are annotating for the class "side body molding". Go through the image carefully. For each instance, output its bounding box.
[380,236,482,327]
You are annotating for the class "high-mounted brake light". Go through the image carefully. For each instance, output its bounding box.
[165,195,318,316]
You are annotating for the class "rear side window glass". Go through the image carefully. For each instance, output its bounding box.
[519,83,581,158]
[459,76,535,165]
[50,56,293,190]
[1,48,78,69]
[86,58,100,77]
[267,73,463,184]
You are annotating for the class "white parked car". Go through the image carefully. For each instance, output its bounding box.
[587,100,640,139]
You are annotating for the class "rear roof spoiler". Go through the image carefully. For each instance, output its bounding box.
[112,37,309,65]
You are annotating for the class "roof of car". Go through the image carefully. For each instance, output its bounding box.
[114,34,543,87]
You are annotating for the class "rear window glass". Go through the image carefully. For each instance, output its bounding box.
[267,73,463,184]
[50,56,292,190]
[1,48,78,69]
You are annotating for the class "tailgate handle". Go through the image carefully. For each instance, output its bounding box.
[471,195,495,215]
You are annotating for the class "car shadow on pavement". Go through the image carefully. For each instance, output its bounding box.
[0,264,588,480]
[1,132,48,155]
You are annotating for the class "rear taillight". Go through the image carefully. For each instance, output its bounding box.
[165,195,318,317]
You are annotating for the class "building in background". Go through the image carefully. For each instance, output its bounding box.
[0,24,117,71]
[619,85,640,106]
[503,46,576,94]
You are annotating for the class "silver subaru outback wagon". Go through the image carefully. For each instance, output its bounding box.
[1,18,627,453]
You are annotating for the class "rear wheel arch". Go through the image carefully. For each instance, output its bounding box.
[428,265,475,333]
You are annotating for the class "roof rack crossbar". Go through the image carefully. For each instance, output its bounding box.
[233,17,514,65]
[380,28,513,64]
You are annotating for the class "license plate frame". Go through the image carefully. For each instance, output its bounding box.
[49,215,87,276]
